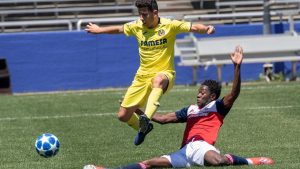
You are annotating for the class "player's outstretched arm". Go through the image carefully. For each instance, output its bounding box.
[133,108,180,124]
[151,112,180,124]
[223,46,243,108]
[85,22,124,34]
[190,23,215,34]
[132,107,180,124]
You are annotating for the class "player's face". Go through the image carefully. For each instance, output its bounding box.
[197,85,214,108]
[138,7,156,28]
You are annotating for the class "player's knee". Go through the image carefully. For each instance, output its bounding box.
[205,151,227,166]
[210,156,223,166]
[152,75,167,88]
[117,106,134,122]
[117,111,129,122]
[208,156,229,166]
[152,77,163,86]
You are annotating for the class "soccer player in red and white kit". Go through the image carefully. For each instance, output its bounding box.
[83,46,274,169]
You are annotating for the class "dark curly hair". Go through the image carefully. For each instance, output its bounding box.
[201,80,222,99]
[135,0,158,11]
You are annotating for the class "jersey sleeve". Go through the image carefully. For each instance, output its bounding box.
[171,19,191,34]
[123,20,137,37]
[216,98,231,117]
[175,106,189,122]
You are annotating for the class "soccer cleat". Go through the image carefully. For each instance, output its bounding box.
[83,165,106,169]
[134,115,153,145]
[247,157,274,165]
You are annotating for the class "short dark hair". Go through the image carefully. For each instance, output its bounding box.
[135,0,158,11]
[201,80,222,99]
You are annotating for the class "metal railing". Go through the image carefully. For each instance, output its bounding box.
[0,9,299,33]
[0,5,135,22]
[215,0,300,14]
[0,20,72,32]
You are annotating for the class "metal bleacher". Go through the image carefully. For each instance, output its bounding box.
[0,0,135,32]
[0,1,135,22]
[0,0,300,33]
[0,0,195,33]
[175,0,300,83]
[189,0,300,25]
[176,33,300,83]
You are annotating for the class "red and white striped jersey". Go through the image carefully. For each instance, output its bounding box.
[176,99,231,147]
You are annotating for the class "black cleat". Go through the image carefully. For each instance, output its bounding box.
[134,115,153,145]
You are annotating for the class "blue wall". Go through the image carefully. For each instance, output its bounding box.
[0,22,299,93]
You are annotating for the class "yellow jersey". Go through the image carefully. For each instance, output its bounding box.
[123,17,191,75]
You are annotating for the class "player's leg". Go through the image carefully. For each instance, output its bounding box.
[134,73,170,145]
[142,157,172,168]
[144,73,169,120]
[204,151,274,166]
[161,142,194,168]
[116,157,172,169]
[117,106,140,130]
[204,150,231,166]
[182,140,220,167]
[223,154,274,166]
[83,140,186,169]
[119,75,151,131]
[83,157,172,169]
[83,163,146,169]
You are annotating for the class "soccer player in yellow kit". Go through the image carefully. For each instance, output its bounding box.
[85,0,215,145]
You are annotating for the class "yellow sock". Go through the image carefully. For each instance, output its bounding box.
[126,113,139,131]
[145,88,163,119]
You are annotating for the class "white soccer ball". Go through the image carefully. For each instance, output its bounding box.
[35,133,60,158]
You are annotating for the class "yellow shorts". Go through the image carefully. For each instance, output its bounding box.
[121,71,176,108]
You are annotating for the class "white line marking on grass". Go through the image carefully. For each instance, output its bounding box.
[0,105,298,122]
[12,83,299,96]
[0,113,115,121]
[172,84,300,92]
[234,105,300,110]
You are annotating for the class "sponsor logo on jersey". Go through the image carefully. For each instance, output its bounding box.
[140,38,167,46]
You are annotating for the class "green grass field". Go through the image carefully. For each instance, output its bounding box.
[0,82,299,169]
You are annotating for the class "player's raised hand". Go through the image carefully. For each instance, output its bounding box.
[230,46,243,65]
[85,22,101,34]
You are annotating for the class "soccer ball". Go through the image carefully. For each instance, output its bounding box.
[35,133,60,158]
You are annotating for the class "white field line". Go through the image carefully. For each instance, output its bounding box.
[0,113,115,121]
[0,105,299,122]
[13,83,300,96]
[234,105,300,110]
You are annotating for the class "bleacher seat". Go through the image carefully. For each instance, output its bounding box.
[0,0,300,33]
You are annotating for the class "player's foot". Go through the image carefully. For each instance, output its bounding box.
[247,157,274,165]
[134,115,153,145]
[83,165,106,169]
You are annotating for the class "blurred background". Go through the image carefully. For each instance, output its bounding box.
[0,0,299,93]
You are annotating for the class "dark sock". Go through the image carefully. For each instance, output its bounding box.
[225,154,249,165]
[115,163,143,169]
